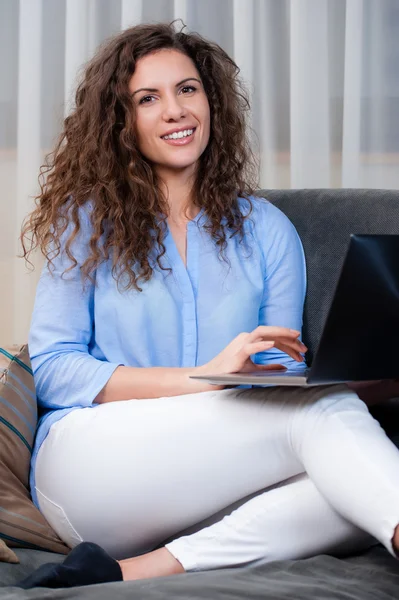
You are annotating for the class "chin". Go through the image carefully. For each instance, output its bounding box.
[160,157,200,171]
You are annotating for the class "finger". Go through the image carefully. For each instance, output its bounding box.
[251,326,301,340]
[281,343,304,360]
[269,340,302,360]
[275,343,304,362]
[241,341,274,357]
[250,329,307,352]
[273,337,307,353]
[247,339,305,362]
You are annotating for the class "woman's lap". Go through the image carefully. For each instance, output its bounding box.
[34,384,362,558]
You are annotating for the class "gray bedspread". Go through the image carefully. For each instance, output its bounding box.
[1,545,399,599]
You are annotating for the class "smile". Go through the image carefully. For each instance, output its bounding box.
[161,128,197,146]
[161,128,195,140]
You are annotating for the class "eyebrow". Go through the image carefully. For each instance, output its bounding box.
[131,77,201,97]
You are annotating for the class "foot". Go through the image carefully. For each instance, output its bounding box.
[118,547,185,581]
[18,542,122,588]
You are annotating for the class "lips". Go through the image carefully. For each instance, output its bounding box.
[161,128,197,146]
[161,126,197,140]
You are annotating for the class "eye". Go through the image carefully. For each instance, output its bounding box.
[180,85,196,94]
[138,95,156,105]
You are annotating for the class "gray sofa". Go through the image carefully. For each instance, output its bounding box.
[2,188,399,599]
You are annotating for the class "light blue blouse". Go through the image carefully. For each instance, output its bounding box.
[28,196,307,507]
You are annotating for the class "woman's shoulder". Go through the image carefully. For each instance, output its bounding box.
[48,198,99,268]
[238,194,304,262]
[238,195,296,234]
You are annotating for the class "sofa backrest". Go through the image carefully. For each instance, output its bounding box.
[258,188,399,364]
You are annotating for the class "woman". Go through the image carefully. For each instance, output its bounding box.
[20,22,399,588]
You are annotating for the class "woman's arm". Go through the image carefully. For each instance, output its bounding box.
[254,200,308,369]
[347,380,399,406]
[96,326,306,404]
[29,204,123,410]
[94,365,221,403]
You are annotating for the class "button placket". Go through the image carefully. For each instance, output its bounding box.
[164,223,198,367]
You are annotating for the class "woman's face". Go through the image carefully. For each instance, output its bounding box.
[129,49,211,177]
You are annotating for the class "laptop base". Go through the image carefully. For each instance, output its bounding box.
[191,370,312,387]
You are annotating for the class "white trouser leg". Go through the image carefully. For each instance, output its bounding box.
[34,385,399,566]
[165,474,376,571]
[167,385,399,570]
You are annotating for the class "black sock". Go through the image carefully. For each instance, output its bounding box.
[18,542,123,588]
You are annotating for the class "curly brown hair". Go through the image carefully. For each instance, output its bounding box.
[20,20,259,292]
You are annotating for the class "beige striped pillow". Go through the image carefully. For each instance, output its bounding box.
[0,344,69,563]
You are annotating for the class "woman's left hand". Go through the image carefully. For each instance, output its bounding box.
[347,379,399,406]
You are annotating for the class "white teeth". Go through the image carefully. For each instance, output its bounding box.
[163,129,194,140]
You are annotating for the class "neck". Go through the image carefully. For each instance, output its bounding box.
[156,165,200,224]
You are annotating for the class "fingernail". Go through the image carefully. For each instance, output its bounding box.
[290,329,300,334]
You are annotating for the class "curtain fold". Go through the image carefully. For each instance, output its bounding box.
[342,0,363,187]
[290,0,331,188]
[1,0,399,344]
[121,0,142,29]
[65,0,90,116]
[14,0,43,345]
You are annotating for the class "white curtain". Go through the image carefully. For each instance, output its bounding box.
[1,0,399,345]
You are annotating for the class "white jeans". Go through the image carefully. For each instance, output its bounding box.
[34,385,399,569]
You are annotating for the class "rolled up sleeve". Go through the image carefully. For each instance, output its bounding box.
[255,200,307,371]
[28,204,121,409]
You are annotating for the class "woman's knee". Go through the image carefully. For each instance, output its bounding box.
[289,384,378,453]
[301,384,370,418]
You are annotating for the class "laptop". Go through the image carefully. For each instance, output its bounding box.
[190,235,399,387]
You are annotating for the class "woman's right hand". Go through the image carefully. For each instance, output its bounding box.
[195,326,307,377]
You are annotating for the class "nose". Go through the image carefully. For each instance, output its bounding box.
[162,93,187,122]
